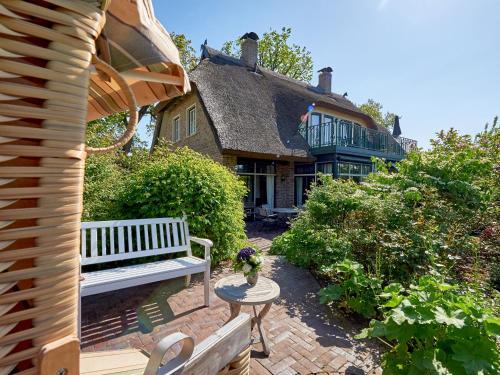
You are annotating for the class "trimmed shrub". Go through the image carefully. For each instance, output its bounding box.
[118,146,247,264]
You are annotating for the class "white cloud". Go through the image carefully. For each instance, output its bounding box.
[378,0,390,10]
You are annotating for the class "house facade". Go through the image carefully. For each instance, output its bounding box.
[152,33,417,211]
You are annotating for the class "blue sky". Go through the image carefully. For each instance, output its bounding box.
[149,0,500,148]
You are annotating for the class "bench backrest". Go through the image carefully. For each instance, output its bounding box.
[80,217,191,266]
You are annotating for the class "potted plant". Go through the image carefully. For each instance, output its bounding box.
[233,247,263,285]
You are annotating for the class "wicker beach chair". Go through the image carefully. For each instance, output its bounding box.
[0,1,207,374]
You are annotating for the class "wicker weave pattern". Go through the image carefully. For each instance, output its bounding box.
[0,1,106,373]
[216,346,251,375]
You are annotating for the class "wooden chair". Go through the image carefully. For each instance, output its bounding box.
[80,313,252,375]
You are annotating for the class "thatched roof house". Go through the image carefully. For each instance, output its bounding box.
[153,33,415,210]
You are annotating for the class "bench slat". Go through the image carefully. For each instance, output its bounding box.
[136,225,142,251]
[101,227,107,256]
[144,224,150,250]
[159,223,165,248]
[179,221,185,246]
[90,228,97,258]
[165,223,171,248]
[81,228,87,259]
[118,226,125,253]
[151,223,158,249]
[172,222,179,247]
[110,226,115,254]
[127,226,133,253]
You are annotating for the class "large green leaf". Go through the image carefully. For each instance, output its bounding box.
[433,307,465,329]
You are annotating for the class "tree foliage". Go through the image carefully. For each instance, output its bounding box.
[359,99,397,130]
[170,32,198,71]
[222,27,314,82]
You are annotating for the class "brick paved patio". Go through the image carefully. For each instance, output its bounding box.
[81,226,382,374]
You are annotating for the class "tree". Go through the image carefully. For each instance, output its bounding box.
[359,99,396,130]
[86,106,152,153]
[170,32,198,71]
[222,27,314,82]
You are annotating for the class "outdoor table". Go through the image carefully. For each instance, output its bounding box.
[215,274,280,356]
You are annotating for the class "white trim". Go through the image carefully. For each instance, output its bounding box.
[186,104,197,137]
[172,115,181,142]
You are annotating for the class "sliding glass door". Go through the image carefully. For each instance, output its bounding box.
[236,158,276,209]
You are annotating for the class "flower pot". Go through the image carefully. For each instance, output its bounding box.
[246,273,258,286]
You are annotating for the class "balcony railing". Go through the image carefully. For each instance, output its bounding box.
[299,120,417,156]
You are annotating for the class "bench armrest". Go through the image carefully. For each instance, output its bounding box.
[190,236,213,261]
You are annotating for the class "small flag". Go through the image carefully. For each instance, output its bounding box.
[300,103,315,125]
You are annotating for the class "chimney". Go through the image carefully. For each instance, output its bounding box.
[240,32,259,67]
[317,67,333,94]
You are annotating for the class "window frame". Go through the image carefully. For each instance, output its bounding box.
[186,105,197,136]
[172,115,181,142]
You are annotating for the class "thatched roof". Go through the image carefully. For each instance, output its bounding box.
[156,45,383,159]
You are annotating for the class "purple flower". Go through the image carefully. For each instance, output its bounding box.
[237,247,256,262]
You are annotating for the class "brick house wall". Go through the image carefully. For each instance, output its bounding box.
[221,154,237,171]
[158,92,223,163]
[276,161,294,207]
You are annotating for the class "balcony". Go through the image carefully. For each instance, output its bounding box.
[299,120,417,160]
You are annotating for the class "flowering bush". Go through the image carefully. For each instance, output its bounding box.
[271,125,500,373]
[233,247,263,276]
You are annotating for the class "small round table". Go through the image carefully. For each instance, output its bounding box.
[215,274,280,356]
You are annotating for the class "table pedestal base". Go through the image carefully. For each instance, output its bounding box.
[227,303,272,356]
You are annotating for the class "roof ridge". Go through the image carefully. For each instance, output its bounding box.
[201,45,359,108]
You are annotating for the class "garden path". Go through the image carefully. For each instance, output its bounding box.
[81,224,382,374]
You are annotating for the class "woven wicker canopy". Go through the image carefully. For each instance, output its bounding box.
[87,0,190,120]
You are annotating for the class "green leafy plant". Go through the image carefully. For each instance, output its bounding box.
[357,275,500,374]
[319,259,383,318]
[119,144,248,264]
[272,127,499,317]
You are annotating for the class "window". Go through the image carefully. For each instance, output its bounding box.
[187,106,196,136]
[172,116,180,142]
[317,162,333,174]
[294,163,315,175]
[236,158,276,209]
[294,163,316,207]
[337,161,372,182]
[308,113,322,147]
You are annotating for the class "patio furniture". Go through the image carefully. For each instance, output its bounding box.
[80,217,212,302]
[80,313,252,375]
[214,274,280,356]
[255,206,278,227]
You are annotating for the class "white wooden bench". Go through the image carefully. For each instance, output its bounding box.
[79,217,212,307]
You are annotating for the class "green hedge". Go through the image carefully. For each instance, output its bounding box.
[83,144,247,264]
